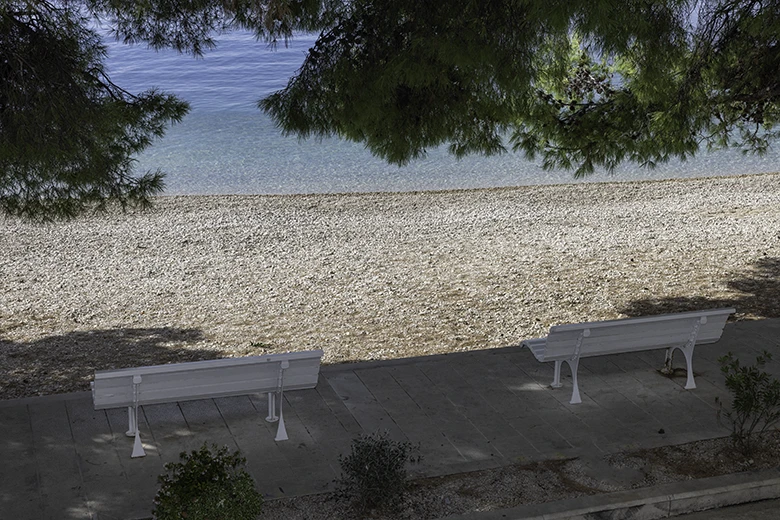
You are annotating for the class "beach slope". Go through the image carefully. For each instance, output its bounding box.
[1,173,778,399]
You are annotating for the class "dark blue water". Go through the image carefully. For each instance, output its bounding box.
[102,31,779,195]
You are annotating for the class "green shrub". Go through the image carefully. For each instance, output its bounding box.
[334,431,421,515]
[716,351,780,457]
[152,443,263,520]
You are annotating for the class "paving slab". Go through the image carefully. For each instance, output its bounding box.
[323,370,407,441]
[0,405,41,519]
[0,317,778,519]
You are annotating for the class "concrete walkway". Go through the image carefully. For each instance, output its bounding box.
[1,319,778,520]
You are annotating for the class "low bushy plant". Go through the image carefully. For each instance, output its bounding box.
[334,430,421,515]
[716,350,780,457]
[152,443,263,520]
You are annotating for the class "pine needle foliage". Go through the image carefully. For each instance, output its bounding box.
[261,0,780,171]
[4,1,780,219]
[1,1,189,221]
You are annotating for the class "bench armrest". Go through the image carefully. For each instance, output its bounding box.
[521,337,548,361]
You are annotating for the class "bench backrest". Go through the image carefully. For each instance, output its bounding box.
[92,350,323,410]
[541,308,734,361]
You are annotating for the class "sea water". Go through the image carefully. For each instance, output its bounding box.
[102,30,779,196]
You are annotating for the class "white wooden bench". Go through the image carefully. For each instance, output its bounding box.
[521,308,735,404]
[91,349,323,457]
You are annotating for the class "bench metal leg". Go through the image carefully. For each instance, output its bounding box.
[565,358,582,404]
[679,318,704,390]
[551,329,587,404]
[661,348,675,375]
[265,392,279,422]
[131,429,145,458]
[551,361,563,388]
[275,406,288,442]
[265,390,289,440]
[129,375,146,457]
[126,406,137,437]
[679,344,696,390]
[275,361,290,441]
[126,404,146,457]
[265,361,290,441]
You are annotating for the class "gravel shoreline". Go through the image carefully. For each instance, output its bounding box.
[2,173,779,399]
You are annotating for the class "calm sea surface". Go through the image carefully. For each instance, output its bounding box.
[102,31,779,196]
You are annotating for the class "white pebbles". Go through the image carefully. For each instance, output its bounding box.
[1,173,779,398]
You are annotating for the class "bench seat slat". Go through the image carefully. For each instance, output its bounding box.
[521,308,735,404]
[92,371,319,409]
[540,314,731,362]
[542,329,724,361]
[523,338,548,362]
[97,359,321,391]
[92,351,322,409]
[550,318,726,339]
[549,308,733,333]
[93,350,321,379]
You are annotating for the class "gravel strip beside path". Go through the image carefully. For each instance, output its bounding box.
[2,173,779,399]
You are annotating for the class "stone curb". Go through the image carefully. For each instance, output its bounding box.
[441,468,780,520]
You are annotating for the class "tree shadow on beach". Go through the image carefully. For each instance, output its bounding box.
[0,327,223,399]
[619,256,780,319]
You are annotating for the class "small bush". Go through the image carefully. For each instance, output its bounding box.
[716,351,780,457]
[153,443,263,520]
[334,430,421,514]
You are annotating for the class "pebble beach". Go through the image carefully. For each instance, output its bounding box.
[1,173,779,399]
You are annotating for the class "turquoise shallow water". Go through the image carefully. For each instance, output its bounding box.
[103,31,780,195]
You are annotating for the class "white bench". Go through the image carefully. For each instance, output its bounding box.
[521,308,735,404]
[91,349,323,457]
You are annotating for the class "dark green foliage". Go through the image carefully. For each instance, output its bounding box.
[152,443,263,520]
[716,351,780,457]
[4,1,780,220]
[2,0,326,220]
[261,0,780,172]
[335,430,421,515]
[261,0,543,166]
[86,0,334,54]
[1,1,189,221]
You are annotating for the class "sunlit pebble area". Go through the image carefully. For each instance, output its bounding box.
[1,173,779,399]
